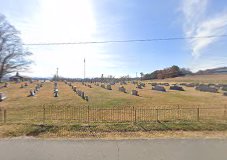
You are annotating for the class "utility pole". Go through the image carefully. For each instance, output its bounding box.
[84,58,85,79]
[136,72,137,78]
[56,67,58,81]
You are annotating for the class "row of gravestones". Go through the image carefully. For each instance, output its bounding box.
[82,82,92,88]
[151,82,227,96]
[97,82,139,96]
[72,86,88,101]
[64,81,89,101]
[29,82,44,97]
[99,83,112,90]
[180,83,227,96]
[152,85,184,92]
[131,82,184,92]
[118,86,139,96]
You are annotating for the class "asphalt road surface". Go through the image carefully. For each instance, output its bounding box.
[0,138,227,160]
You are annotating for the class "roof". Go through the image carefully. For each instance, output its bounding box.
[9,72,31,79]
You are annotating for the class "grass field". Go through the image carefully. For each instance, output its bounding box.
[1,74,227,137]
[1,74,227,110]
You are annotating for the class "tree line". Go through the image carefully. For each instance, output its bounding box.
[142,65,192,80]
[0,14,32,82]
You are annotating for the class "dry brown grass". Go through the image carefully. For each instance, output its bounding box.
[1,76,227,111]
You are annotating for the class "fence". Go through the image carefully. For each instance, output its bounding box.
[1,106,227,124]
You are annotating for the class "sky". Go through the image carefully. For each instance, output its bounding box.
[1,0,227,78]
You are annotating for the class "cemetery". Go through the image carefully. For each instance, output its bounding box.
[1,76,227,120]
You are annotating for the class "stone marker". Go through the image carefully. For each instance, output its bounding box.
[140,83,145,87]
[81,92,85,99]
[119,86,126,93]
[101,84,105,88]
[4,83,8,88]
[152,85,166,92]
[106,84,112,90]
[73,86,77,92]
[169,85,184,91]
[136,84,142,89]
[131,90,138,96]
[195,84,218,93]
[29,90,35,96]
[0,92,6,101]
[223,92,227,96]
[185,83,196,87]
[54,88,59,97]
[85,96,89,101]
[222,86,227,92]
[35,86,39,91]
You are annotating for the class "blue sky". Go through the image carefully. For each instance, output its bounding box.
[0,0,227,78]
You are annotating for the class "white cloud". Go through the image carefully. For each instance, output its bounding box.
[0,0,128,78]
[181,0,227,57]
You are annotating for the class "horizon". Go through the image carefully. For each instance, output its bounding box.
[1,0,227,78]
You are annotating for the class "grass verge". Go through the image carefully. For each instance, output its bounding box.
[1,121,227,138]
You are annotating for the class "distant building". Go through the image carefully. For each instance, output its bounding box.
[9,72,31,82]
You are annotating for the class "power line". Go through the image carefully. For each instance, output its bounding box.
[22,34,227,46]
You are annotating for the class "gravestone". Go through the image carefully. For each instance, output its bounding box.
[223,92,227,96]
[170,85,184,91]
[4,83,8,87]
[119,86,126,93]
[35,86,39,91]
[81,92,85,99]
[152,85,166,92]
[222,86,227,91]
[140,83,145,87]
[185,83,196,87]
[195,84,218,93]
[54,89,59,97]
[0,92,6,101]
[106,84,112,90]
[29,90,35,96]
[101,84,105,88]
[77,90,81,96]
[131,90,138,96]
[73,86,77,92]
[136,84,142,89]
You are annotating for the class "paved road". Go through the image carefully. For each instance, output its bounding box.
[0,138,227,160]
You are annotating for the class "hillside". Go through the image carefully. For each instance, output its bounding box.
[196,67,227,75]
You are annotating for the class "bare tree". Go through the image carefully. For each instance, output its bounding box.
[0,14,32,81]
